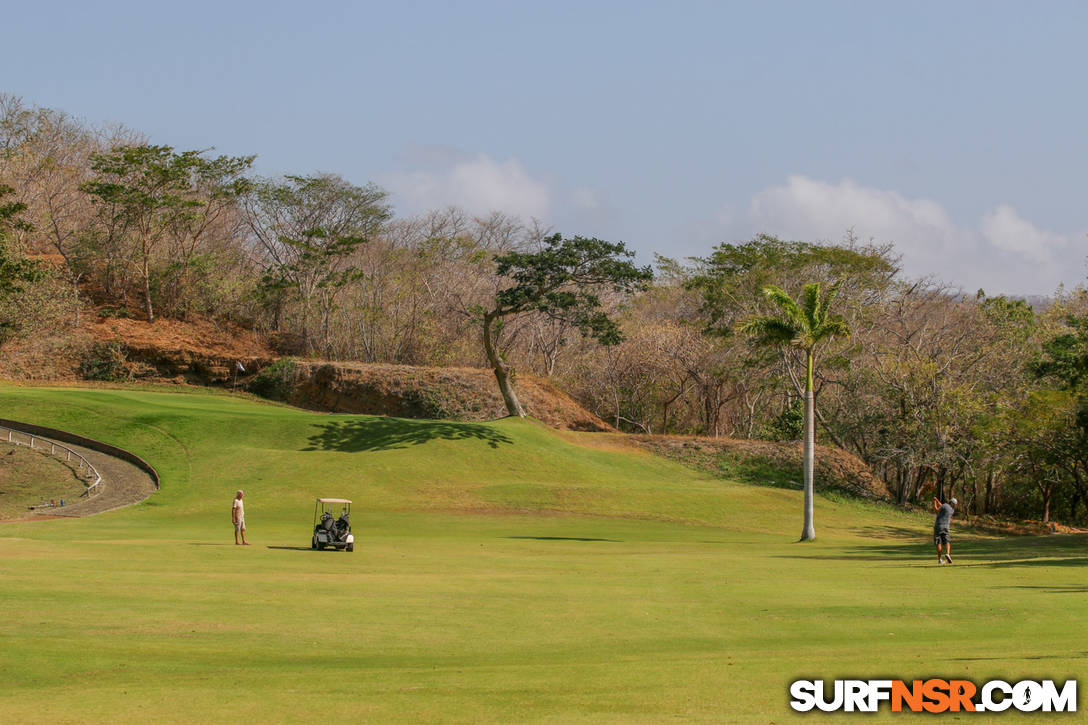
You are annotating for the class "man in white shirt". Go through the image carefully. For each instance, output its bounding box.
[232,490,249,545]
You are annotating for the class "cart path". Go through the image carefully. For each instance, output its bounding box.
[1,434,157,521]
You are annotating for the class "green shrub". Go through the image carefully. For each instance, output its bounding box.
[247,357,298,401]
[79,341,128,381]
[403,387,455,419]
[758,398,804,441]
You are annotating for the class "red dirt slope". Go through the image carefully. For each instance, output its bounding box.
[89,316,275,383]
[1,313,610,431]
[282,361,612,432]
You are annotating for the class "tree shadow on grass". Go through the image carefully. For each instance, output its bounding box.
[504,536,622,542]
[999,585,1088,594]
[304,417,513,452]
[851,525,928,540]
[962,557,1088,569]
[953,652,1088,662]
[777,532,1088,568]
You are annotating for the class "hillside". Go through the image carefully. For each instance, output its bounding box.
[630,434,891,499]
[265,360,611,431]
[0,386,832,530]
[0,314,610,431]
[0,314,274,381]
[1,314,907,489]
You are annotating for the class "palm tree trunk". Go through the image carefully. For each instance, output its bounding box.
[801,349,815,541]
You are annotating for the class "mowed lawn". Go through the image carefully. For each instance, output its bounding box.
[0,386,1085,724]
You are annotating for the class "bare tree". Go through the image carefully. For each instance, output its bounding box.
[244,174,390,356]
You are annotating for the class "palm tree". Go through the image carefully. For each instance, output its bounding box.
[739,282,851,541]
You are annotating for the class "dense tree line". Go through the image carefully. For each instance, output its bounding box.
[2,95,1086,525]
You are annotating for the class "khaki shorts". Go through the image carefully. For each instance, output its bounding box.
[235,518,246,532]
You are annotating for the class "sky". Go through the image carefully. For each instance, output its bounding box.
[3,0,1086,295]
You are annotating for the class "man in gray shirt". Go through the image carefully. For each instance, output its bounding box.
[933,497,956,564]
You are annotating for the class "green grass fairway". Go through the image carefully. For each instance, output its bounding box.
[0,386,1085,723]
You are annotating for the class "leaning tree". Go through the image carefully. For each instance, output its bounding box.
[740,282,851,541]
[480,233,652,418]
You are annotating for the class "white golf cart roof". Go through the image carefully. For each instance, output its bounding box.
[316,498,352,504]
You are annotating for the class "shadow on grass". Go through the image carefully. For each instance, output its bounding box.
[305,418,513,452]
[954,653,1088,662]
[715,455,802,491]
[504,536,622,543]
[962,557,1088,569]
[777,533,1088,568]
[851,525,927,540]
[266,545,319,551]
[1000,585,1088,594]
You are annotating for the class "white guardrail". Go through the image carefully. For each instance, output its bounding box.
[1,425,103,497]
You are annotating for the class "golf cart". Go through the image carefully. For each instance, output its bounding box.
[312,498,354,551]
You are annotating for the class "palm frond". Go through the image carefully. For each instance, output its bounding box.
[761,285,802,324]
[738,316,801,346]
[813,316,852,343]
[801,283,821,330]
[815,280,843,327]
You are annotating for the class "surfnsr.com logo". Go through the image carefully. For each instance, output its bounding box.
[790,679,1077,713]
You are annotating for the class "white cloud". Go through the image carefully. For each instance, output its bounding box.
[981,204,1065,263]
[382,153,551,220]
[749,175,961,264]
[380,149,619,237]
[739,175,1080,295]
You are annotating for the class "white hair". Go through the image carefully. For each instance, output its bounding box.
[236,490,244,496]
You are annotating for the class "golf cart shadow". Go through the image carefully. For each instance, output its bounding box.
[304,418,512,452]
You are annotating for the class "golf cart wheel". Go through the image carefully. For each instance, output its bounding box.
[346,543,354,552]
[311,535,318,550]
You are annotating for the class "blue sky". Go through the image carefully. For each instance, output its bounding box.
[4,1,1086,294]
